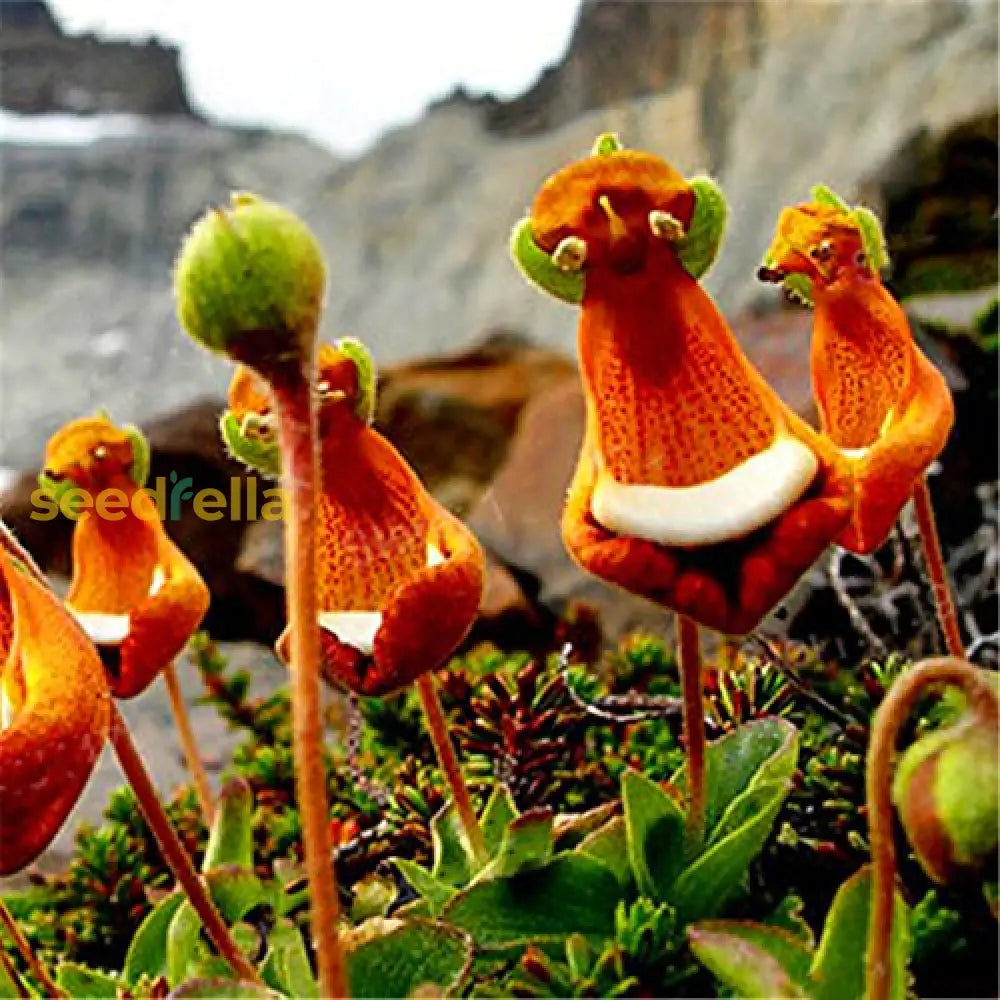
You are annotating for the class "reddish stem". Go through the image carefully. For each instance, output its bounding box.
[163,661,215,822]
[912,476,964,658]
[272,370,348,1000]
[108,704,260,983]
[417,673,488,867]
[679,614,706,847]
[865,657,998,1000]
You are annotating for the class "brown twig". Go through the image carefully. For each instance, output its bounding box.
[678,614,706,847]
[163,661,215,822]
[865,656,998,1000]
[0,898,60,997]
[108,704,261,984]
[272,369,348,999]
[417,673,489,867]
[912,476,964,658]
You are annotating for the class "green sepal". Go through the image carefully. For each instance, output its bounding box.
[850,205,889,273]
[592,132,624,156]
[509,218,584,305]
[783,273,815,309]
[123,423,150,488]
[678,175,728,281]
[335,336,377,424]
[218,411,281,479]
[810,184,850,213]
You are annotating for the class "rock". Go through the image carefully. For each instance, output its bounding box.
[0,1,193,116]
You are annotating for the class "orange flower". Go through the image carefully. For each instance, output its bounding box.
[40,415,210,698]
[226,340,484,696]
[762,189,954,552]
[518,144,851,635]
[0,545,110,874]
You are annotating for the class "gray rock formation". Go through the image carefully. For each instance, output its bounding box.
[1,0,996,470]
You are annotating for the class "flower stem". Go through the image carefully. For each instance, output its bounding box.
[678,614,706,847]
[272,370,348,1000]
[0,943,28,999]
[417,672,489,867]
[107,704,260,984]
[865,656,998,1000]
[163,661,214,822]
[912,476,964,658]
[0,898,60,998]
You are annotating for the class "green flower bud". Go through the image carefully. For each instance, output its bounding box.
[173,192,326,371]
[893,713,998,883]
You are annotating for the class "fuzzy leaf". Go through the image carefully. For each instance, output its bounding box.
[54,963,122,999]
[809,866,909,1000]
[203,778,254,872]
[483,808,554,878]
[622,770,686,900]
[347,919,472,999]
[168,979,280,998]
[395,859,455,916]
[509,218,584,305]
[431,803,476,886]
[669,779,793,923]
[688,923,811,998]
[577,815,632,890]
[678,175,728,280]
[480,786,518,856]
[124,891,186,986]
[674,717,799,848]
[442,854,619,949]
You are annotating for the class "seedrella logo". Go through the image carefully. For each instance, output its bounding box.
[31,473,287,522]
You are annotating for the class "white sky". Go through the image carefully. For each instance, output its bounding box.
[49,0,582,155]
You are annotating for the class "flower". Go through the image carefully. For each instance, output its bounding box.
[39,415,210,698]
[761,186,954,552]
[224,338,484,695]
[512,138,851,635]
[0,544,110,874]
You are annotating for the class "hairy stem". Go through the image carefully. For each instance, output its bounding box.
[417,673,489,867]
[912,476,964,658]
[108,704,260,984]
[272,370,348,1000]
[0,898,60,998]
[163,662,215,822]
[865,656,998,1000]
[679,614,706,847]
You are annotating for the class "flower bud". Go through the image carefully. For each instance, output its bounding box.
[173,192,326,372]
[893,713,998,883]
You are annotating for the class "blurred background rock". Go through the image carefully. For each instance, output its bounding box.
[1,0,996,686]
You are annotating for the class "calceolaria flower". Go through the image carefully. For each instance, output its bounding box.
[761,186,954,552]
[0,544,110,874]
[512,136,852,635]
[39,415,210,698]
[224,338,484,695]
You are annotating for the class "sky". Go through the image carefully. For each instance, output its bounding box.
[49,0,583,155]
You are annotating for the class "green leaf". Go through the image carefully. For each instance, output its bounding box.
[54,962,122,999]
[480,786,518,856]
[395,859,456,916]
[0,958,21,1000]
[688,923,811,999]
[669,780,792,923]
[167,979,281,998]
[346,918,472,1000]
[678,175,728,280]
[577,816,632,890]
[509,218,584,305]
[261,919,318,999]
[203,866,273,924]
[442,854,620,949]
[431,803,475,886]
[203,778,254,872]
[166,900,204,986]
[622,770,685,900]
[482,808,553,879]
[124,891,186,986]
[674,718,798,847]
[809,866,909,1000]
